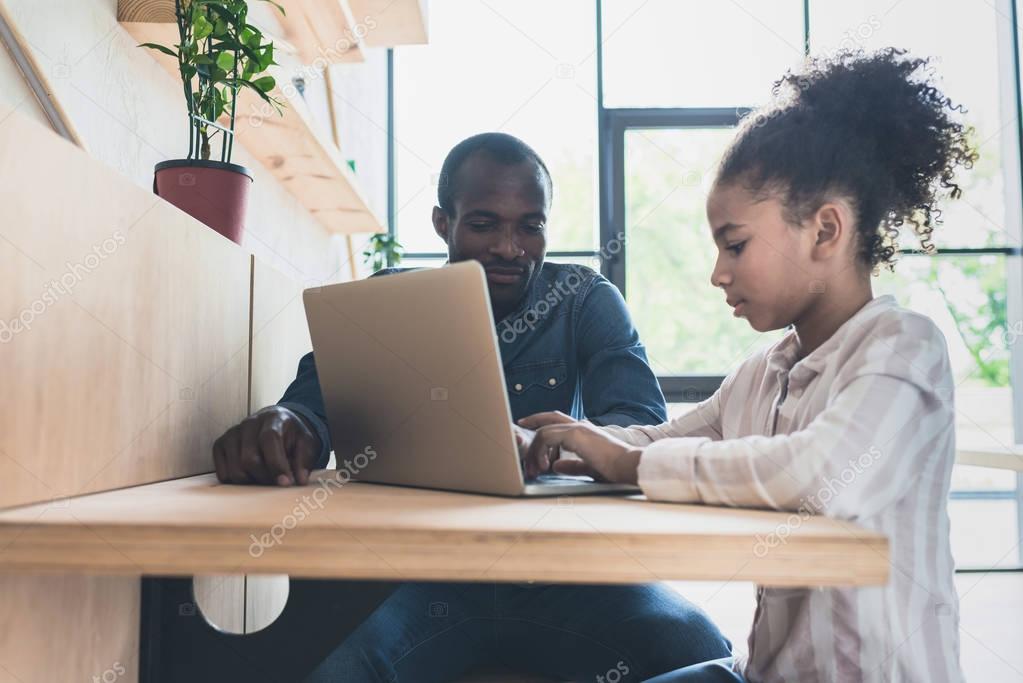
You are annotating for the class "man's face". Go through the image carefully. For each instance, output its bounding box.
[432,153,550,318]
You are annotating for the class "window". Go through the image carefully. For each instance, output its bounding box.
[392,0,599,259]
[391,0,1023,569]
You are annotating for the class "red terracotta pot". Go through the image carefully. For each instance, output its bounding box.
[153,159,253,244]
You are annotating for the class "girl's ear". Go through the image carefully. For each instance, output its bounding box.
[810,201,850,260]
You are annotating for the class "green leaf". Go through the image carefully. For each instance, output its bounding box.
[204,3,241,31]
[213,86,226,119]
[215,51,235,71]
[251,75,275,92]
[137,42,177,58]
[213,18,228,37]
[192,54,214,65]
[258,44,273,69]
[193,14,214,40]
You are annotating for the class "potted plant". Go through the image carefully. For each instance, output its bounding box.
[362,233,404,272]
[139,0,285,244]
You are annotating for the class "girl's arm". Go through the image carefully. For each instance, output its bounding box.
[599,390,724,446]
[637,372,949,520]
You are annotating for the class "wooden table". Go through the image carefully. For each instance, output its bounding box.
[0,472,888,587]
[0,472,890,682]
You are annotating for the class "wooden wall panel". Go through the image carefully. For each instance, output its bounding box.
[250,257,314,417]
[0,574,139,683]
[0,103,250,509]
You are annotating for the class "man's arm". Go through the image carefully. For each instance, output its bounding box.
[213,268,415,485]
[273,268,417,470]
[277,351,332,470]
[575,276,667,427]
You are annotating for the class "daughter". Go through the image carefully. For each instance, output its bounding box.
[521,48,976,683]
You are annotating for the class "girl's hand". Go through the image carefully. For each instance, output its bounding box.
[517,412,642,484]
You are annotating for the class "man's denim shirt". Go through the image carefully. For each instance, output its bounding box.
[279,262,667,469]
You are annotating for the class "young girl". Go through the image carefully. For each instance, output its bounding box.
[520,48,976,683]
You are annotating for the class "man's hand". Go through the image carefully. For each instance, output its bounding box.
[517,411,642,484]
[212,405,321,486]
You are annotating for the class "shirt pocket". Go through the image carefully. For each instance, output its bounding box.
[506,360,570,396]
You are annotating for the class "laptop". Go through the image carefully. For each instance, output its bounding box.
[302,260,640,497]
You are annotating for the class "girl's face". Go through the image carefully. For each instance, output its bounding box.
[705,181,824,332]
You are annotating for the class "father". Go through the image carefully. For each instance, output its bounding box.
[213,133,729,682]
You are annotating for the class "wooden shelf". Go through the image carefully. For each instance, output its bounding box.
[119,1,387,235]
[0,473,889,587]
[118,0,429,58]
[348,0,428,47]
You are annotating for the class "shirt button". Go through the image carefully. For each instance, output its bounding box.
[548,378,557,386]
[514,383,524,391]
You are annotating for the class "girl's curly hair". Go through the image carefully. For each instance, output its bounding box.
[716,47,978,270]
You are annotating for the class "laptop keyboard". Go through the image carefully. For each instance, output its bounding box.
[527,473,598,486]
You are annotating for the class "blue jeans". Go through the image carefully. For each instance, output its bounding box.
[644,658,744,682]
[304,582,731,682]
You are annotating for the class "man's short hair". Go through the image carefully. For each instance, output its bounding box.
[437,132,553,216]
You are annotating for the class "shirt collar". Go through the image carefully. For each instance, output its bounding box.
[766,295,898,378]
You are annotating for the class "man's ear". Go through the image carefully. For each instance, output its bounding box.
[432,206,450,243]
[811,201,848,260]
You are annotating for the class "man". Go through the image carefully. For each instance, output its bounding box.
[213,133,730,682]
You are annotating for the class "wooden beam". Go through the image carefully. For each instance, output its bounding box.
[276,0,365,64]
[348,0,428,47]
